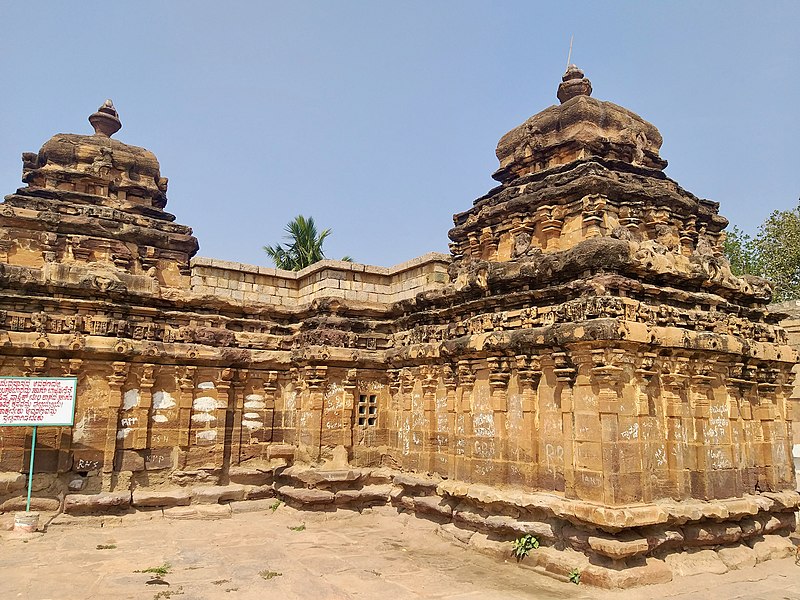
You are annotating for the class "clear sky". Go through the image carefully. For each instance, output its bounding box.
[1,1,797,268]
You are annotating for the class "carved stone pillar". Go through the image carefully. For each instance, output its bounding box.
[726,363,753,494]
[487,356,510,478]
[551,351,576,495]
[420,365,439,472]
[441,364,457,477]
[479,227,498,261]
[134,364,155,450]
[455,359,477,481]
[581,194,606,239]
[588,350,626,503]
[516,354,542,486]
[635,353,663,501]
[103,362,128,482]
[302,365,327,458]
[661,358,690,499]
[177,366,196,448]
[755,366,781,489]
[342,368,358,449]
[537,205,564,250]
[229,369,247,470]
[689,361,716,498]
[262,370,279,444]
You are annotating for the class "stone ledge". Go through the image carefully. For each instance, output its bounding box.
[132,489,191,508]
[437,480,800,531]
[64,492,131,515]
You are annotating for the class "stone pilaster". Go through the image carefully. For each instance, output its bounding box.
[103,361,127,481]
[661,358,690,499]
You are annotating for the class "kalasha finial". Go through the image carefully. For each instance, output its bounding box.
[89,99,122,137]
[557,65,592,104]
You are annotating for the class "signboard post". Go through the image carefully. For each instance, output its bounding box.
[0,377,77,512]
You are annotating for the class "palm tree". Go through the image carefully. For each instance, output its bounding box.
[264,215,352,271]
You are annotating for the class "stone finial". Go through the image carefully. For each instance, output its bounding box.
[557,65,592,104]
[89,99,122,137]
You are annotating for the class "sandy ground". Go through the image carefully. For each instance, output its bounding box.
[2,506,800,600]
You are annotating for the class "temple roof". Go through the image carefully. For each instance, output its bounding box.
[21,100,170,215]
[493,66,667,184]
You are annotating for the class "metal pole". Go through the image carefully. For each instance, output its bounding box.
[25,426,37,512]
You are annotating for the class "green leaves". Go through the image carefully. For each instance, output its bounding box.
[511,534,539,560]
[264,215,351,271]
[724,201,800,302]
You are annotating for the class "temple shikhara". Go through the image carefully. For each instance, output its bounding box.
[0,68,797,587]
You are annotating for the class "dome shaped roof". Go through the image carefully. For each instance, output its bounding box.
[21,101,170,214]
[493,67,667,184]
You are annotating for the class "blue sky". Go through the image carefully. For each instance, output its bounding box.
[1,1,797,267]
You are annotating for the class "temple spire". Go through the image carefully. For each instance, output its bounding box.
[88,99,122,137]
[557,65,592,104]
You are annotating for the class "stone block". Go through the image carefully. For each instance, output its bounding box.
[393,472,442,493]
[664,549,728,576]
[334,485,391,505]
[413,495,453,516]
[749,534,796,562]
[163,504,231,520]
[229,498,282,514]
[228,466,273,486]
[437,523,475,544]
[0,472,26,495]
[277,485,335,505]
[191,485,246,504]
[132,489,191,508]
[245,484,276,500]
[467,531,508,560]
[114,450,145,472]
[588,535,649,559]
[582,557,672,589]
[0,496,60,512]
[683,522,741,546]
[717,544,757,570]
[64,491,131,514]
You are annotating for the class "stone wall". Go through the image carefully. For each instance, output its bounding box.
[189,253,450,306]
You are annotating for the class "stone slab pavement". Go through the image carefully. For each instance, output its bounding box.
[2,506,800,600]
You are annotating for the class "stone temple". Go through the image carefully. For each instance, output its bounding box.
[0,68,798,587]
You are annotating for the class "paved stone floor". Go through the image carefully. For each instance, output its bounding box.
[2,506,800,600]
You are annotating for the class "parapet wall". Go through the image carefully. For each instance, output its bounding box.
[189,253,450,307]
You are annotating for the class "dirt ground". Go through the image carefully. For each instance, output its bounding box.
[2,506,800,600]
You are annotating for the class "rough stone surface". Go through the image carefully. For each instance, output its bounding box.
[163,504,231,520]
[588,535,650,559]
[190,485,246,504]
[749,534,796,562]
[665,549,729,576]
[717,545,758,570]
[334,485,391,505]
[64,492,130,514]
[132,489,191,507]
[277,486,335,505]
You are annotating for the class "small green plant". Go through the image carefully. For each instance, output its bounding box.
[135,562,172,578]
[568,568,581,585]
[211,579,231,586]
[269,500,282,512]
[96,544,117,550]
[288,523,306,532]
[511,534,539,560]
[259,570,282,580]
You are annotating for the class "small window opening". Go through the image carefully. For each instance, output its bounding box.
[357,394,378,426]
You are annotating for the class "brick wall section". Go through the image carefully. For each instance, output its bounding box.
[189,253,451,307]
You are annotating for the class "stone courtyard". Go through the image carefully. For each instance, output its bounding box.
[3,506,800,600]
[1,66,799,591]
